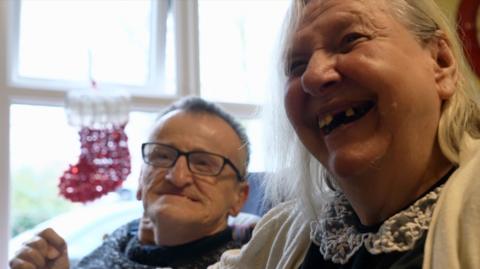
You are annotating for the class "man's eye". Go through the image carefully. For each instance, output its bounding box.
[191,158,216,168]
[151,152,171,160]
[192,159,208,166]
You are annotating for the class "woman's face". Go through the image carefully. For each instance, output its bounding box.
[284,0,455,189]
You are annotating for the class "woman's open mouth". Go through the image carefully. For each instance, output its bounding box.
[318,100,375,135]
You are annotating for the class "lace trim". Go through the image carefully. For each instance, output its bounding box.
[311,185,443,264]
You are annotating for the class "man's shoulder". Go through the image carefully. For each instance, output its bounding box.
[99,218,140,243]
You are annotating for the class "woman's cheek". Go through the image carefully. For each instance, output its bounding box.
[284,82,308,128]
[336,48,378,83]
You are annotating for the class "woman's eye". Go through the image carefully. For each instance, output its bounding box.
[340,32,367,51]
[287,60,307,77]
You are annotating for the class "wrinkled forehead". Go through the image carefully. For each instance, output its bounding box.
[302,0,378,7]
[149,110,247,169]
[300,0,389,22]
[292,0,395,40]
[149,110,227,142]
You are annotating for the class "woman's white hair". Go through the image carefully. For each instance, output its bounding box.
[262,0,480,219]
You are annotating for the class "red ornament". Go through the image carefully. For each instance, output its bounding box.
[457,0,480,77]
[59,125,131,203]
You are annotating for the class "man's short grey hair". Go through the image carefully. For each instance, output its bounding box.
[159,96,250,175]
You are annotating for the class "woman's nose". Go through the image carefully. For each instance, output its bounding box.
[164,156,194,187]
[301,52,340,95]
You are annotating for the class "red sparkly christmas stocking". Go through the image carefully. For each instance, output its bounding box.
[59,125,131,203]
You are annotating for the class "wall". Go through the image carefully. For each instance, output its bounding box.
[436,0,461,17]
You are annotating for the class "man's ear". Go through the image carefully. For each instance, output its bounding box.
[136,187,142,201]
[136,169,145,201]
[228,183,250,217]
[429,32,457,100]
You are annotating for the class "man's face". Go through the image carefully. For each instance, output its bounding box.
[137,110,248,245]
[284,0,455,193]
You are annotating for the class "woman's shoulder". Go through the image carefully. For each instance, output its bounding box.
[212,200,311,269]
[253,200,303,233]
[424,135,480,268]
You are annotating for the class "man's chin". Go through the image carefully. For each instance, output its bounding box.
[146,203,199,224]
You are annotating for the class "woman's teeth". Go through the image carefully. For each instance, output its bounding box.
[318,114,334,128]
[318,108,356,128]
[317,101,374,135]
[345,108,354,117]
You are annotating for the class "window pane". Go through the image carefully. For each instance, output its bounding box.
[18,0,153,86]
[198,0,290,104]
[164,10,177,95]
[241,118,265,172]
[9,104,156,240]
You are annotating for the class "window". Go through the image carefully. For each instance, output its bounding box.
[0,0,290,264]
[18,0,153,87]
[13,0,175,94]
[198,0,288,104]
[9,105,156,237]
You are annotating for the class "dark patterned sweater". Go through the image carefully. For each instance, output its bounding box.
[74,219,248,269]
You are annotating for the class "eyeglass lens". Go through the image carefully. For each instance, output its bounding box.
[144,144,224,176]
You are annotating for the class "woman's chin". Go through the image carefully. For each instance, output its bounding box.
[328,143,388,180]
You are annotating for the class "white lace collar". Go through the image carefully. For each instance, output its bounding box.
[311,185,443,264]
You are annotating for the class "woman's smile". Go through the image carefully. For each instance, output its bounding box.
[317,99,376,135]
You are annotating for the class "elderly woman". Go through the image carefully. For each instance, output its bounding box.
[211,0,480,268]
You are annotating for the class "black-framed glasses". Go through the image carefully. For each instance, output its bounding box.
[141,142,244,181]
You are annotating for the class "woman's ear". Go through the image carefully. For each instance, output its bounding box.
[228,183,250,217]
[430,33,457,100]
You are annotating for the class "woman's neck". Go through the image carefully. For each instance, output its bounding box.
[340,157,453,226]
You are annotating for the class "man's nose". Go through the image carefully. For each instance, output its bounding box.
[301,52,341,95]
[164,156,194,187]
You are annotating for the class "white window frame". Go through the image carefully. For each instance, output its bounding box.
[0,0,259,266]
[1,2,12,266]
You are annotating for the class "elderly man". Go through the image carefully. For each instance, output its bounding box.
[10,97,251,269]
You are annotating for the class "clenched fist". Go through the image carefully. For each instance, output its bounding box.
[9,228,70,269]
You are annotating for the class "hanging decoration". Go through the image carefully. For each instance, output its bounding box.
[457,0,480,77]
[59,86,131,203]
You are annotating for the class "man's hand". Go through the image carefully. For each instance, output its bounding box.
[9,228,69,269]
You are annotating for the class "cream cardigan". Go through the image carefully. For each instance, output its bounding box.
[423,135,480,268]
[210,136,480,269]
[208,200,310,269]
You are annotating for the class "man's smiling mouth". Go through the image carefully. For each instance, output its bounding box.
[155,189,199,202]
[318,100,375,135]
